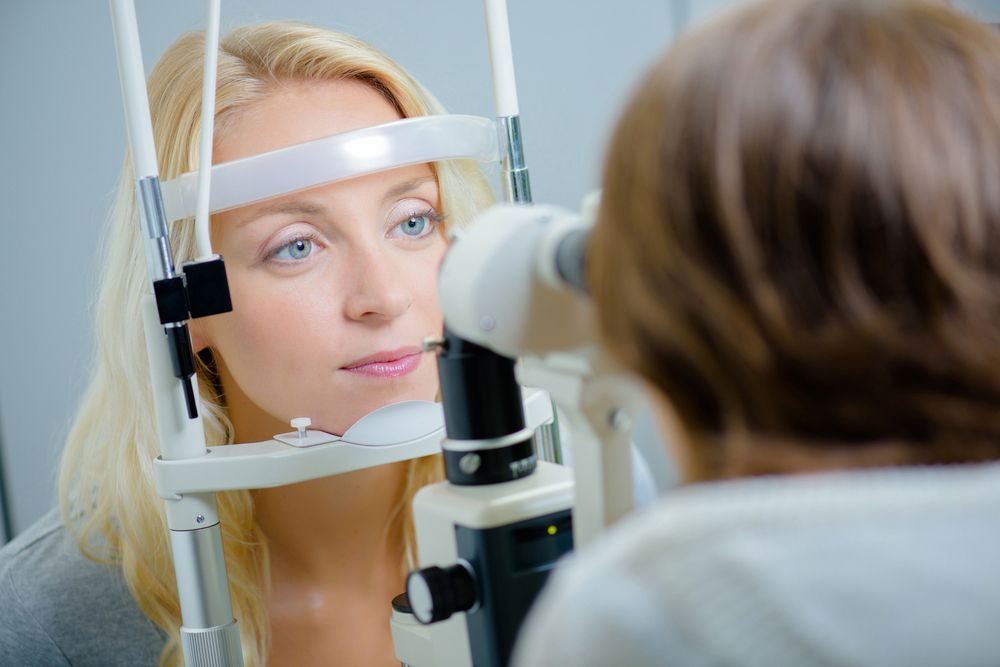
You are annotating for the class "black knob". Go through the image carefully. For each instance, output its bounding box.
[406,561,478,625]
[391,592,412,614]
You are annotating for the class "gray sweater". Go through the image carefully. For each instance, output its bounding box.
[0,509,166,666]
[513,461,1000,667]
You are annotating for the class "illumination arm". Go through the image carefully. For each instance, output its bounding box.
[194,0,221,259]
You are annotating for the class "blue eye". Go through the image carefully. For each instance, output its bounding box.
[272,237,314,261]
[399,215,431,237]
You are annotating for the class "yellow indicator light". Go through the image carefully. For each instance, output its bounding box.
[547,525,558,536]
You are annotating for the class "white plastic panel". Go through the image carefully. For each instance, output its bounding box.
[154,388,551,497]
[160,115,500,221]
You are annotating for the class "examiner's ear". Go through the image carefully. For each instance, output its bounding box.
[644,383,695,483]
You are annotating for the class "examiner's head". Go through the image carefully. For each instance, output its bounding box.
[590,0,1000,481]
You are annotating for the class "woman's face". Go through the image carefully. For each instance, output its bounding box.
[193,80,446,436]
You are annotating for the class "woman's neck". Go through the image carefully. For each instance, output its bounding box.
[255,467,409,667]
[252,465,409,584]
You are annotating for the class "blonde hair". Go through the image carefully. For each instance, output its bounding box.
[58,21,493,666]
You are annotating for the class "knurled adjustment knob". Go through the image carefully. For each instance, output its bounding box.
[406,561,478,625]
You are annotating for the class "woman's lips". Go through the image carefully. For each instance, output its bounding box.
[341,347,423,378]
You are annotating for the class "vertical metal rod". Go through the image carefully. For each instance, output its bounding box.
[194,0,221,260]
[136,176,177,282]
[483,0,562,463]
[0,404,14,543]
[484,0,533,205]
[498,115,532,204]
[531,411,564,465]
[111,3,242,664]
[109,0,158,179]
[172,524,242,666]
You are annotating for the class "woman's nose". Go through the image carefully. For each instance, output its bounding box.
[343,249,412,322]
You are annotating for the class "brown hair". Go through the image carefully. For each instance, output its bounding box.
[591,0,1000,480]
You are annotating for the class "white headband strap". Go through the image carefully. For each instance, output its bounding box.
[161,114,499,222]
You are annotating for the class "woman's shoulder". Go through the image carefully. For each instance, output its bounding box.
[0,508,166,666]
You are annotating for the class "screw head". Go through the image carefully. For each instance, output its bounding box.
[459,453,482,475]
[609,408,632,432]
[479,316,496,332]
[196,514,206,524]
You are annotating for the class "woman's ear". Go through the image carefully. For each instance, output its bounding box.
[187,318,211,353]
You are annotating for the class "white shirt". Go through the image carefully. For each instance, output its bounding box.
[513,462,1000,667]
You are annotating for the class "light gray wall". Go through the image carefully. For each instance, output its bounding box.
[2,0,998,541]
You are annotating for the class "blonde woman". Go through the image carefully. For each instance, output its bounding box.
[515,1,1000,666]
[0,22,493,666]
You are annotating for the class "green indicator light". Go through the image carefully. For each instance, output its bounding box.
[547,525,558,536]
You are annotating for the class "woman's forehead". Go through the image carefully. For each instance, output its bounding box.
[214,79,402,164]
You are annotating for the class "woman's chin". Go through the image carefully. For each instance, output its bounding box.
[312,392,436,436]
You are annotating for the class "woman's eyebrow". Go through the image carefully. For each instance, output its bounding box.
[236,200,326,227]
[233,175,435,227]
[382,175,436,205]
